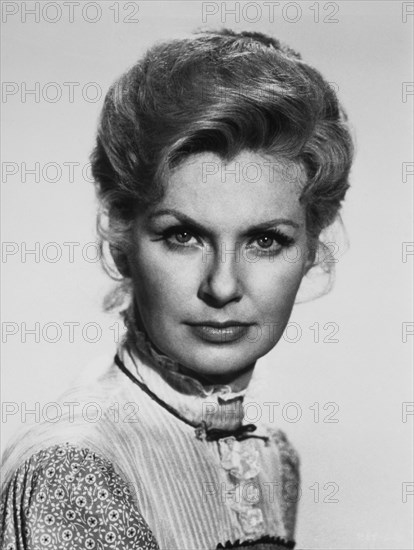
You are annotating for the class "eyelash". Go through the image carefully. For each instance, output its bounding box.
[159,225,294,255]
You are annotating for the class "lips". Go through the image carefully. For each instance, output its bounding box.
[187,321,252,344]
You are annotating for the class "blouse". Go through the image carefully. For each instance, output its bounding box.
[1,329,300,550]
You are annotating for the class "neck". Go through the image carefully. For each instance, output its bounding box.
[120,343,250,431]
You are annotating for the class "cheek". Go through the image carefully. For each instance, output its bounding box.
[251,258,305,325]
[130,246,196,321]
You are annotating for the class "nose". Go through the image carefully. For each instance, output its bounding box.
[197,245,243,307]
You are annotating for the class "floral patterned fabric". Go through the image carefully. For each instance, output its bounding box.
[1,443,159,550]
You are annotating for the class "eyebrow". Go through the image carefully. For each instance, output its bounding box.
[148,208,301,233]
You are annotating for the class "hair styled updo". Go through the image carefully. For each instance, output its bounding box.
[90,28,354,309]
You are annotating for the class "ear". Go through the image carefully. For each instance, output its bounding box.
[109,244,131,278]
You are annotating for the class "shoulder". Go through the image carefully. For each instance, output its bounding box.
[268,428,300,476]
[1,443,159,549]
[266,427,300,472]
[264,428,300,540]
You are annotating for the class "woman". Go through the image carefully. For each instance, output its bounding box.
[1,29,353,549]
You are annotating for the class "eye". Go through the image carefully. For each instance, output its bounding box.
[256,235,275,249]
[247,230,294,256]
[174,231,193,244]
[161,226,200,250]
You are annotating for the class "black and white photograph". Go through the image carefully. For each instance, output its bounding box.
[1,1,413,549]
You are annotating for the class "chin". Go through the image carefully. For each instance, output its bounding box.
[171,341,268,380]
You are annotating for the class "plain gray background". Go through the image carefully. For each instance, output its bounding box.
[1,1,413,548]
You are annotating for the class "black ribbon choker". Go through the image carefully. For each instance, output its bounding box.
[195,421,269,443]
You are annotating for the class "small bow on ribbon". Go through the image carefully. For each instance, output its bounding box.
[195,422,269,443]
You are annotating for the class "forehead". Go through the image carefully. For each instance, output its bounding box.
[159,151,306,226]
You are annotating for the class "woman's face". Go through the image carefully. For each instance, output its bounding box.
[127,151,311,387]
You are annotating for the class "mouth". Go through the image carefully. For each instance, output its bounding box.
[186,321,253,344]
